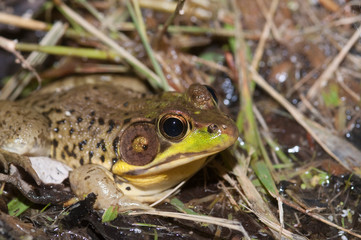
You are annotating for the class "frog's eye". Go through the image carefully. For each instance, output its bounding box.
[204,85,218,105]
[159,114,188,141]
[120,123,159,166]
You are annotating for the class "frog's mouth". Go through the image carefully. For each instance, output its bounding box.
[121,150,218,176]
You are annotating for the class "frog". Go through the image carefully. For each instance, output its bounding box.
[0,76,238,209]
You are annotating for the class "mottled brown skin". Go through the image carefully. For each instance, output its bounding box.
[19,84,148,170]
[0,101,50,156]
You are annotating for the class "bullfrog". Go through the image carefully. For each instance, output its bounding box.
[0,76,238,209]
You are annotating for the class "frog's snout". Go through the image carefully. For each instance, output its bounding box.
[207,119,239,143]
[223,122,239,145]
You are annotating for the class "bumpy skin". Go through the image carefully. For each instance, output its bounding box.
[0,102,50,156]
[0,77,238,208]
[21,84,145,170]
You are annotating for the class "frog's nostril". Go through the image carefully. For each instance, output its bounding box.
[207,124,219,133]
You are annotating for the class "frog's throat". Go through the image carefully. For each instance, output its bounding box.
[116,156,208,195]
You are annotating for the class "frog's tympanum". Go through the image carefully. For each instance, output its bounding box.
[0,77,238,209]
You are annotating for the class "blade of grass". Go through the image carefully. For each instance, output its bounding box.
[231,0,278,194]
[126,0,169,91]
[7,196,32,217]
[56,1,163,90]
[76,0,105,23]
[102,205,120,222]
[57,5,86,34]
[15,43,123,62]
[170,198,203,215]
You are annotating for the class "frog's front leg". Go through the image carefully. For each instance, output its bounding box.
[69,164,151,210]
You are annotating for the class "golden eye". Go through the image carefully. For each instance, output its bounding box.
[159,114,188,140]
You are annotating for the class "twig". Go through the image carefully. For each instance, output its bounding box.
[307,27,361,100]
[138,0,212,20]
[0,37,42,86]
[256,0,281,42]
[286,58,331,97]
[185,54,233,77]
[299,94,333,129]
[252,0,279,70]
[290,15,361,37]
[336,71,360,102]
[0,12,49,31]
[154,0,185,49]
[129,210,249,235]
[319,0,340,12]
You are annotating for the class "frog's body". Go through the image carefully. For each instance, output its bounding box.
[0,77,238,209]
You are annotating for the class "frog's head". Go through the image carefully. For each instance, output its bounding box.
[112,84,238,194]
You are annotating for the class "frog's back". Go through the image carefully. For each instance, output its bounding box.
[23,82,151,170]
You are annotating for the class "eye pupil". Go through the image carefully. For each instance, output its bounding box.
[159,114,188,140]
[163,118,184,137]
